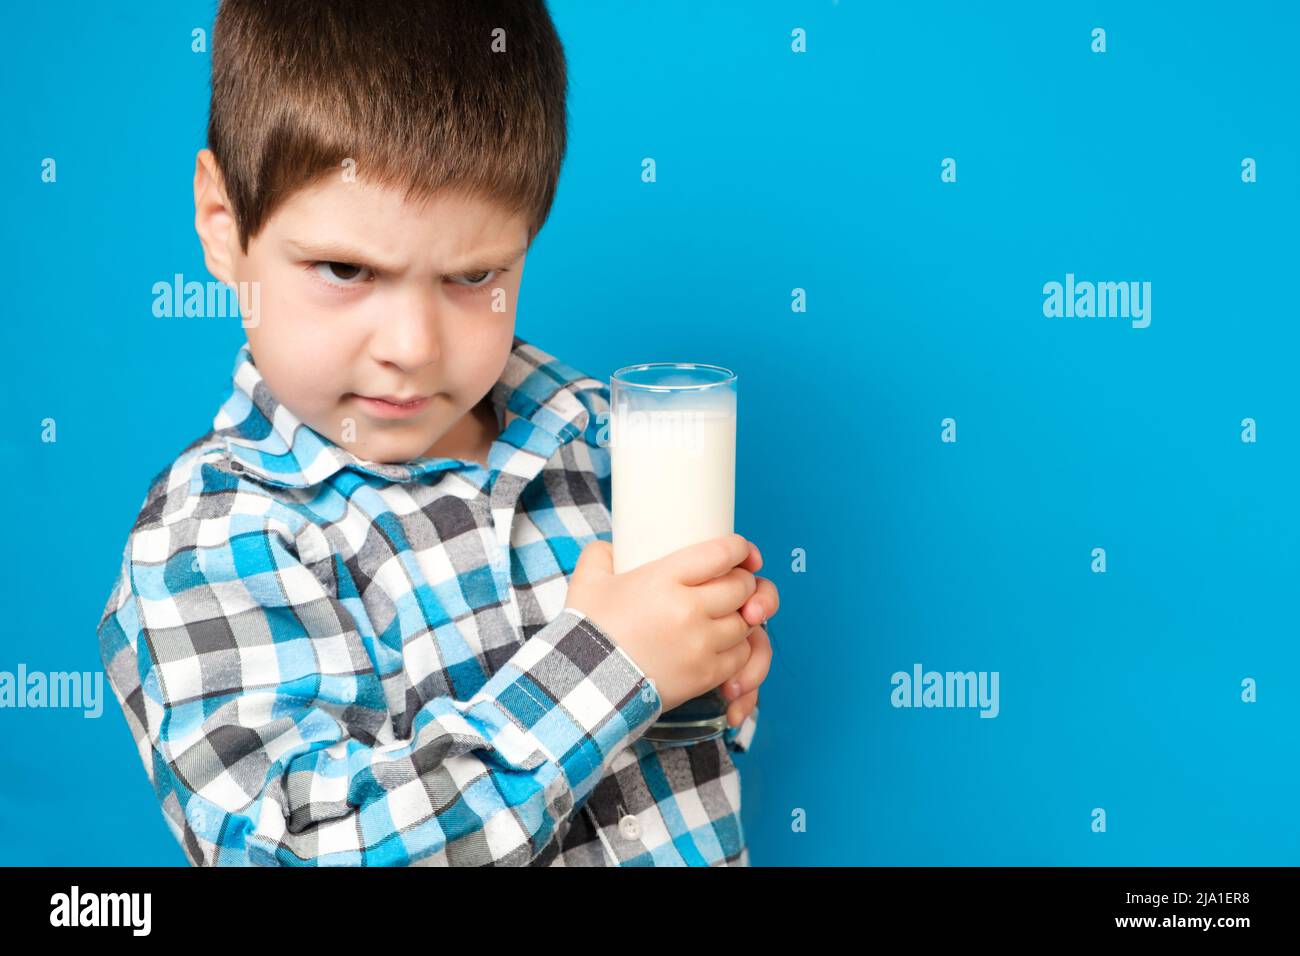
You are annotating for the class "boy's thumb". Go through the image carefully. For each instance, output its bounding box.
[575,538,614,577]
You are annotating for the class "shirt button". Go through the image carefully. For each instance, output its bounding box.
[618,814,641,840]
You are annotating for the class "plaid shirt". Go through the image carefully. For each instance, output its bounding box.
[97,335,758,866]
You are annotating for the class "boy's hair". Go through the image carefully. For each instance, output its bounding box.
[209,0,568,252]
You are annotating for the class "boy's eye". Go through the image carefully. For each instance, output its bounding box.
[313,261,372,285]
[452,269,498,289]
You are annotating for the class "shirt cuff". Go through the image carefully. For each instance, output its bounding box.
[468,606,663,800]
[723,706,759,753]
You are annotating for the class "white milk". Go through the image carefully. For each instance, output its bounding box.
[611,402,736,574]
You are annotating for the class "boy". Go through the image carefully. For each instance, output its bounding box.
[97,0,777,866]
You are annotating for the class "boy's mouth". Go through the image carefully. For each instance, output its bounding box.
[349,392,433,419]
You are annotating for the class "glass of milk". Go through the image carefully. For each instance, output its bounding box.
[610,361,738,744]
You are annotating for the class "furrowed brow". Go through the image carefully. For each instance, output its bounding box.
[284,239,401,273]
[285,239,527,276]
[444,243,529,276]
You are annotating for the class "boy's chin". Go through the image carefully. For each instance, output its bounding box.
[319,425,420,463]
[352,439,436,465]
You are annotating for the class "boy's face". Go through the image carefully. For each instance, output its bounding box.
[193,149,530,466]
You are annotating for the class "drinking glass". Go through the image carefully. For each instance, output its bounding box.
[609,361,738,744]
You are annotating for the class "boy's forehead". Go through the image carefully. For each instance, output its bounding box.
[270,174,528,267]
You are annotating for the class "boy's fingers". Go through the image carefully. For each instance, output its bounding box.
[727,689,759,727]
[736,625,772,694]
[715,630,754,680]
[696,565,758,618]
[663,533,751,586]
[722,625,772,699]
[738,542,763,573]
[741,577,778,626]
[575,539,613,576]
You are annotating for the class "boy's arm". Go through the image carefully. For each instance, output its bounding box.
[97,519,662,867]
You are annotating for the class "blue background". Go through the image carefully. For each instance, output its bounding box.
[1,1,1295,865]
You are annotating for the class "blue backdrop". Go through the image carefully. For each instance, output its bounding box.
[1,1,1295,865]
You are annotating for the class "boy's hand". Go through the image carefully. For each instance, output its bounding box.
[722,624,770,727]
[720,541,777,727]
[565,533,760,714]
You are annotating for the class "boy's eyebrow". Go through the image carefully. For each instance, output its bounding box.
[283,239,528,274]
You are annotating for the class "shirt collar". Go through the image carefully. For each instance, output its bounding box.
[213,336,602,490]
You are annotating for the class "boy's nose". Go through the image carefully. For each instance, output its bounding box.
[368,290,443,371]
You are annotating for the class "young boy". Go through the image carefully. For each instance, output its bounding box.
[97,0,776,866]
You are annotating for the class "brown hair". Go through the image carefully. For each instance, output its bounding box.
[208,0,568,252]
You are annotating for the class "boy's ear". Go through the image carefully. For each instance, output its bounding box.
[194,149,238,286]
